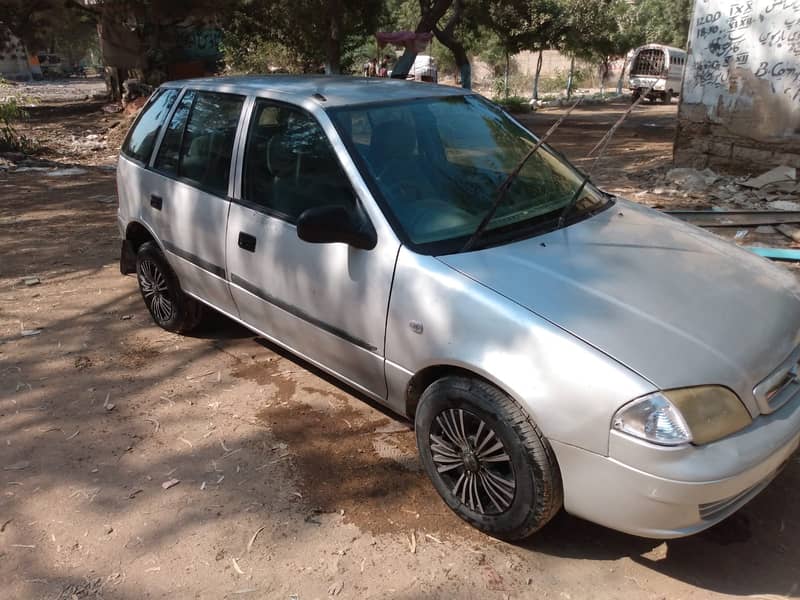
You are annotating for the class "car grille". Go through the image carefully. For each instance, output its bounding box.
[699,466,783,521]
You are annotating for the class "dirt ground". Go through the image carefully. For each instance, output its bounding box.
[2,81,800,600]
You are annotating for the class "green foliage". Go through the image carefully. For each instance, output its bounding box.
[495,95,531,113]
[221,36,309,74]
[538,67,588,93]
[0,97,34,153]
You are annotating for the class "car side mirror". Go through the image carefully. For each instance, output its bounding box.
[296,205,377,250]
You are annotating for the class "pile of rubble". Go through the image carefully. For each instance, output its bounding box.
[644,166,799,211]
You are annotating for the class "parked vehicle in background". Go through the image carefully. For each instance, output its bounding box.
[37,53,66,78]
[407,54,438,83]
[117,76,800,541]
[628,44,686,103]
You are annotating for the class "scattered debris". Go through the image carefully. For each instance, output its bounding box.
[741,166,796,190]
[328,581,344,596]
[3,461,31,471]
[65,429,80,441]
[1,519,12,532]
[777,225,800,243]
[20,329,42,337]
[734,229,749,240]
[768,200,800,212]
[408,531,417,554]
[161,478,180,490]
[665,167,719,191]
[103,393,116,412]
[46,167,88,177]
[232,557,245,575]
[247,526,265,553]
[23,277,40,286]
[127,489,143,499]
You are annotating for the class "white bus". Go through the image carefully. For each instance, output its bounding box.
[628,44,687,103]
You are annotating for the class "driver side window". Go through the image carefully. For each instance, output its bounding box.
[242,101,355,222]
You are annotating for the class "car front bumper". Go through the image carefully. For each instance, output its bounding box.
[551,394,800,538]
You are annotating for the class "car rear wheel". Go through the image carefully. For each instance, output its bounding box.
[136,241,204,334]
[415,376,563,540]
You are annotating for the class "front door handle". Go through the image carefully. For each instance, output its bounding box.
[150,194,163,210]
[238,232,257,252]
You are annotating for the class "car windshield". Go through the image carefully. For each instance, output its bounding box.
[329,95,608,252]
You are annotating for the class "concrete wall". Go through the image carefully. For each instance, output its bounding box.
[0,30,33,81]
[674,0,800,171]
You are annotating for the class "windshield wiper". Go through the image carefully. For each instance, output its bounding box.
[461,98,583,252]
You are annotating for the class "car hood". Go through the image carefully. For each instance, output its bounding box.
[439,200,800,414]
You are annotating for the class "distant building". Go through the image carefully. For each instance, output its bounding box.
[674,0,800,170]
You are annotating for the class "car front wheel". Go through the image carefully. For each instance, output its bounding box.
[415,376,563,541]
[135,241,203,334]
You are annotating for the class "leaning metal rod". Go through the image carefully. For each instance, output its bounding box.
[585,83,655,175]
[461,96,584,252]
[556,85,656,229]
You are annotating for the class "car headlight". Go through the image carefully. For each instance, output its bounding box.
[612,386,752,446]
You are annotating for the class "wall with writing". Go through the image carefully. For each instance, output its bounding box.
[675,0,800,169]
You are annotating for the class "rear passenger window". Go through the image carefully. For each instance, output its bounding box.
[155,90,196,176]
[122,88,179,164]
[242,101,355,221]
[154,91,244,197]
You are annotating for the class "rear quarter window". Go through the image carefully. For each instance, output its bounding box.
[122,89,180,164]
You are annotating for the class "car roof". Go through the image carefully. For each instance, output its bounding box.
[161,75,470,108]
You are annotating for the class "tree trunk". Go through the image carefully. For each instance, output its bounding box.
[392,0,453,79]
[430,0,470,89]
[324,1,342,74]
[566,54,575,99]
[616,55,629,95]
[434,27,471,89]
[504,51,510,99]
[459,61,472,90]
[532,48,543,101]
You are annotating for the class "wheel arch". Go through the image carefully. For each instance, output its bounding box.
[125,220,159,252]
[120,221,162,275]
[405,363,533,424]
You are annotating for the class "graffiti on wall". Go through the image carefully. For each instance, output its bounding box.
[684,0,800,114]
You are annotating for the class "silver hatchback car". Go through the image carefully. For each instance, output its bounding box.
[117,76,800,541]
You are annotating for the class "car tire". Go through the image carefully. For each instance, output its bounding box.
[135,241,204,334]
[415,376,563,541]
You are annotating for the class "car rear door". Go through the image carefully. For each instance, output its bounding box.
[148,89,247,316]
[225,98,399,400]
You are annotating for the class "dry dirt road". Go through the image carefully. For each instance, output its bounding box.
[1,84,799,599]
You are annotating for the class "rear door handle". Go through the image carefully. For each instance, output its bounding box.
[238,232,257,252]
[150,194,163,210]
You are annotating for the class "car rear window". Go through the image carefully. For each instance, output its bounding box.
[122,89,179,164]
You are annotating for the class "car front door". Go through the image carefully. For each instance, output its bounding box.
[149,89,247,316]
[225,99,399,399]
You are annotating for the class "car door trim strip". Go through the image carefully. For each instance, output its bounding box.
[162,240,227,279]
[229,273,379,353]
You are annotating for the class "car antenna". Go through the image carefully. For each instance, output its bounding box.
[461,96,584,253]
[557,83,655,229]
